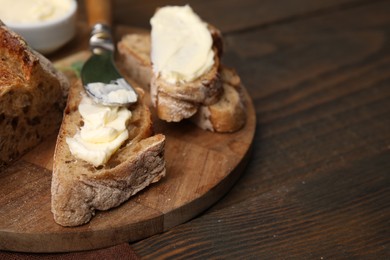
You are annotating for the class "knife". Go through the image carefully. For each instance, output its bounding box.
[81,0,137,106]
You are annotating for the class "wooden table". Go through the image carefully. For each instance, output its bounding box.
[50,0,389,258]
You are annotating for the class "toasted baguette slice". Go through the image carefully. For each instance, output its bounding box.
[51,79,166,227]
[157,67,247,131]
[117,33,246,132]
[117,33,153,90]
[117,24,223,93]
[191,77,246,132]
[0,21,69,167]
[118,32,223,107]
[151,49,223,106]
[150,24,224,108]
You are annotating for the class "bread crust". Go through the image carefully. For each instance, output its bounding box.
[154,91,198,122]
[0,21,69,166]
[51,79,166,227]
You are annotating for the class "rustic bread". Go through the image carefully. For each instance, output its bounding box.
[117,24,222,93]
[117,33,246,132]
[153,66,246,132]
[150,25,224,119]
[0,21,69,167]
[51,78,166,227]
[154,91,199,122]
[119,26,223,122]
[117,33,153,90]
[151,48,223,107]
[191,73,246,133]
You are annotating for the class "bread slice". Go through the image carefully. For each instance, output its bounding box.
[51,78,166,227]
[151,48,223,106]
[150,24,224,109]
[0,20,69,167]
[117,33,246,132]
[117,33,153,90]
[117,24,223,94]
[152,66,247,131]
[191,73,246,133]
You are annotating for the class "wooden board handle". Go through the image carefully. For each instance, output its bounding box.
[85,0,112,27]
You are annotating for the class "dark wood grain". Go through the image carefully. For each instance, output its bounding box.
[1,0,388,257]
[110,0,368,33]
[73,0,370,33]
[128,0,390,258]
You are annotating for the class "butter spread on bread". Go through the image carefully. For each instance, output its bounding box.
[66,94,132,167]
[51,79,166,227]
[151,5,214,84]
[148,5,224,122]
[118,31,247,132]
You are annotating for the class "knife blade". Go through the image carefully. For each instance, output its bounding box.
[81,0,137,106]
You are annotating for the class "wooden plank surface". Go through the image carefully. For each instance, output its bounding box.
[81,0,368,33]
[129,0,390,258]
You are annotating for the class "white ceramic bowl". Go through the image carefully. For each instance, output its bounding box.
[4,0,77,54]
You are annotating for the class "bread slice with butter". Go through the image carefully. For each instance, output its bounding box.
[118,32,246,133]
[0,20,69,167]
[149,5,226,122]
[51,78,166,227]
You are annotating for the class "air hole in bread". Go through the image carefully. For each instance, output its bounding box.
[19,125,26,133]
[119,142,127,149]
[55,102,63,112]
[37,83,43,90]
[79,120,84,127]
[27,116,40,125]
[22,106,30,114]
[10,150,20,160]
[35,130,40,139]
[11,117,18,130]
[95,165,104,170]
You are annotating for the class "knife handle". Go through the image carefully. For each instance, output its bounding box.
[85,0,112,27]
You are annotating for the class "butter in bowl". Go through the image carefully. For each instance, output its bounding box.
[0,0,77,54]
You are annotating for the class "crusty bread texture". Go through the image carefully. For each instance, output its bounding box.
[190,67,245,132]
[0,20,69,167]
[117,33,153,90]
[51,78,166,227]
[118,32,246,132]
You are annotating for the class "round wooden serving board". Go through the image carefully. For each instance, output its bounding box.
[0,51,256,253]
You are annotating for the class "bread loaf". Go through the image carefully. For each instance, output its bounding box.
[0,21,69,167]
